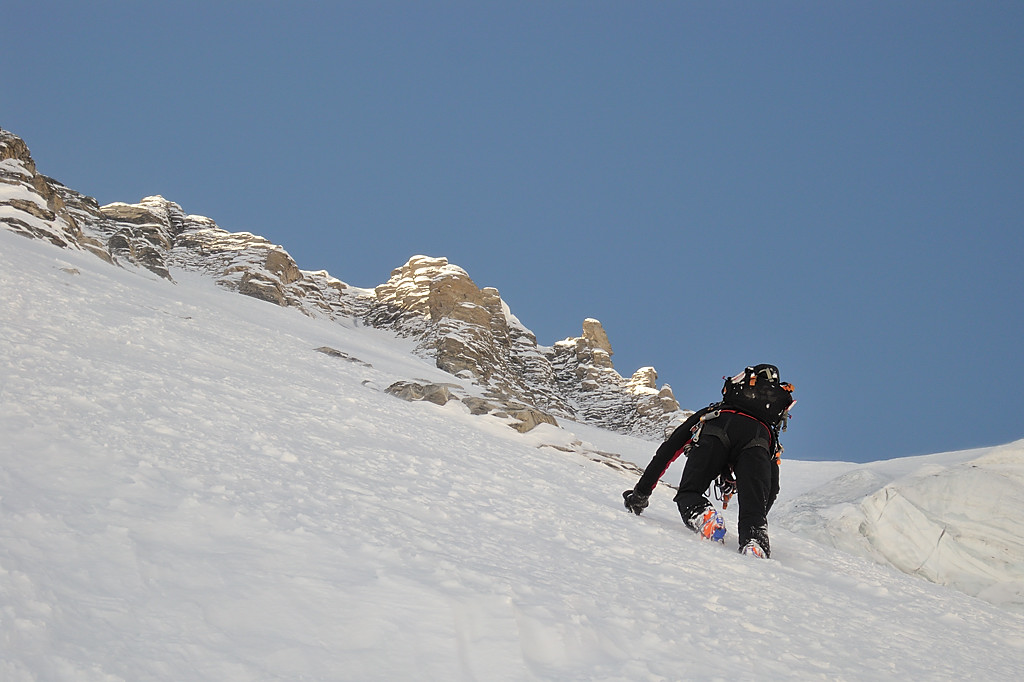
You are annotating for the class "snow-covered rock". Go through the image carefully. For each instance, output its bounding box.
[367,255,681,436]
[547,318,682,438]
[0,129,83,249]
[367,255,568,416]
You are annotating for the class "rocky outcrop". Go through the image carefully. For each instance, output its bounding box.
[384,380,558,433]
[547,319,681,438]
[365,257,681,438]
[315,346,373,367]
[0,130,82,249]
[367,256,567,419]
[386,380,458,406]
[1,127,684,439]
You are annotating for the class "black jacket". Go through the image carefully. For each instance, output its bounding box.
[633,402,782,511]
[633,404,717,497]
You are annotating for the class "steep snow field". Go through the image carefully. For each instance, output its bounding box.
[2,229,1023,681]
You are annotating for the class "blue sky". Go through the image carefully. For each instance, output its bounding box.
[5,2,1022,462]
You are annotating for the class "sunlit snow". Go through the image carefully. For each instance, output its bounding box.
[2,228,1022,681]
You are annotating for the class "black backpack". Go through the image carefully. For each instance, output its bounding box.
[721,364,794,428]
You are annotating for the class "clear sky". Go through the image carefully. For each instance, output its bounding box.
[5,1,1022,462]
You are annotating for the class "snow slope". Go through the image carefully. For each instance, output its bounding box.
[2,228,1023,681]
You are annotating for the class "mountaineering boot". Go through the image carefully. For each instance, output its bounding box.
[740,540,768,558]
[684,504,726,543]
[740,525,771,558]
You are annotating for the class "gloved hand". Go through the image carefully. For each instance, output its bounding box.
[622,489,650,515]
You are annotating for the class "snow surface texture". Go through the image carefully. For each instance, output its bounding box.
[2,229,1023,680]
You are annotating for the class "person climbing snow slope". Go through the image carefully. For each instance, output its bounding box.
[623,364,795,558]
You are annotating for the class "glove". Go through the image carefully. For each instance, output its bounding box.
[622,489,650,515]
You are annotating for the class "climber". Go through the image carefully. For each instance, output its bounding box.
[622,364,795,558]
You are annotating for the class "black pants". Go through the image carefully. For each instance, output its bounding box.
[673,411,777,553]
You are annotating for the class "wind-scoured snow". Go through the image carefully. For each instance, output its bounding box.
[776,442,1024,611]
[2,228,1023,681]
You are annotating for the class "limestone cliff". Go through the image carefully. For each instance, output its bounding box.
[1,128,682,438]
[0,130,83,250]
